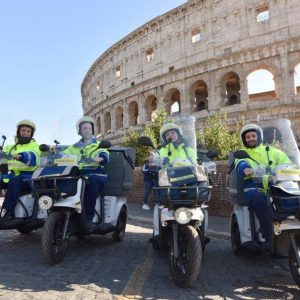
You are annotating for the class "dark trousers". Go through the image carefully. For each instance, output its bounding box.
[143,176,159,205]
[245,190,272,241]
[1,175,32,213]
[84,175,105,222]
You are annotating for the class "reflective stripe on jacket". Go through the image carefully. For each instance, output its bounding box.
[159,143,196,167]
[3,140,40,176]
[235,144,290,191]
[63,138,109,170]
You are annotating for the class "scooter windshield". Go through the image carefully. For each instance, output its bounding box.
[40,115,81,167]
[158,114,197,168]
[150,114,209,188]
[262,118,300,168]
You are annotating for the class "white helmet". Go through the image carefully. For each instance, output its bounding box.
[240,124,263,148]
[76,116,95,135]
[16,119,36,137]
[160,122,183,143]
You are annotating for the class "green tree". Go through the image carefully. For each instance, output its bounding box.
[121,109,168,166]
[197,113,244,160]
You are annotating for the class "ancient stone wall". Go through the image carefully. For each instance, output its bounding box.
[82,0,300,144]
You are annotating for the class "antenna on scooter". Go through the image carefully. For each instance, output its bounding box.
[0,135,7,151]
[167,137,172,157]
[265,146,273,173]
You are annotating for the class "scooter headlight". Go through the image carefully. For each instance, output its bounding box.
[174,208,192,224]
[38,195,53,210]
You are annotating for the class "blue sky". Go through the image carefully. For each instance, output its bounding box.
[0,0,185,145]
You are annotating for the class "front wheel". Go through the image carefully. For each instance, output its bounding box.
[169,225,202,288]
[289,236,300,288]
[112,206,127,242]
[41,211,70,265]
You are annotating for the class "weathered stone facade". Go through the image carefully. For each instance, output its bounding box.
[81,0,300,143]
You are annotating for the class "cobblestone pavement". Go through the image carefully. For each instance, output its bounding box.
[0,220,298,299]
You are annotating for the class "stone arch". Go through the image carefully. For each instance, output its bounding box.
[191,80,208,111]
[145,95,158,122]
[115,106,123,130]
[96,115,101,135]
[294,63,300,95]
[164,88,181,115]
[104,112,111,134]
[128,101,139,126]
[246,68,276,100]
[221,72,241,106]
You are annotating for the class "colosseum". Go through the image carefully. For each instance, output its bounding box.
[81,0,300,144]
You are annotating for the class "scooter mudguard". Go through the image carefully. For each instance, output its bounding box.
[14,194,34,218]
[232,205,252,244]
[93,195,127,225]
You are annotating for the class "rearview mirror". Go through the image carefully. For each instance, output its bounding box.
[207,149,218,159]
[39,144,50,152]
[138,136,155,148]
[99,140,111,149]
[233,150,250,159]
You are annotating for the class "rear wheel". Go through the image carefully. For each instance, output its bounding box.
[17,224,34,234]
[112,206,127,242]
[41,212,70,265]
[289,236,300,288]
[169,225,202,288]
[231,215,242,255]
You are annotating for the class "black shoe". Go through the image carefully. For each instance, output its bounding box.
[2,211,14,221]
[86,220,98,231]
[259,241,271,253]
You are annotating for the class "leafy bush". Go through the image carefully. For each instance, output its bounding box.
[121,110,244,165]
[197,113,244,160]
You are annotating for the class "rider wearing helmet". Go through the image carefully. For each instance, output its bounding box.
[159,122,197,167]
[0,119,40,220]
[63,116,109,227]
[235,123,290,249]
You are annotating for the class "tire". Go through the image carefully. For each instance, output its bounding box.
[231,215,242,255]
[41,212,70,265]
[17,224,34,234]
[289,236,300,288]
[169,225,202,288]
[112,206,127,242]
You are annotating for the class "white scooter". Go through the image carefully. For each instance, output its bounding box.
[0,135,47,233]
[32,141,135,265]
[229,118,300,288]
[139,114,216,288]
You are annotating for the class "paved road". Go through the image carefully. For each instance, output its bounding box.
[0,220,298,299]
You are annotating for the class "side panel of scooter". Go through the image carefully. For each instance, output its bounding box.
[100,195,127,225]
[233,205,252,243]
[52,179,83,212]
[36,208,48,219]
[14,195,34,218]
[153,205,160,236]
[93,195,119,224]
